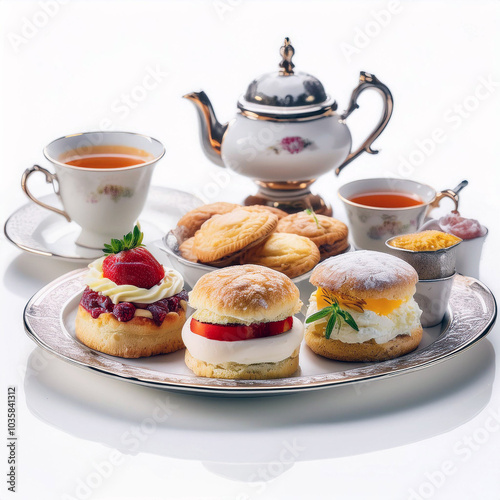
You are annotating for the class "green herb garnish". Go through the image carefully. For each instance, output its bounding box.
[103,224,144,255]
[304,208,321,229]
[305,293,359,339]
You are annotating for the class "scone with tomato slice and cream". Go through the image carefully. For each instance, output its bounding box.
[305,251,423,362]
[182,265,303,379]
[75,225,188,358]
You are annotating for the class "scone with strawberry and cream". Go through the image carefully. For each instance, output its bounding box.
[182,265,304,379]
[75,226,187,358]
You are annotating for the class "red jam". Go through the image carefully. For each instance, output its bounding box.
[80,287,188,326]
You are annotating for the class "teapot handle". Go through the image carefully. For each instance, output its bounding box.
[335,72,393,175]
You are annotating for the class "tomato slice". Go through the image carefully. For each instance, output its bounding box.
[190,317,293,342]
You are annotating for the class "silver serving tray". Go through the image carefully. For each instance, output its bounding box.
[24,270,496,396]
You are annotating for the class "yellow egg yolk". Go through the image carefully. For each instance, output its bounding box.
[315,288,406,316]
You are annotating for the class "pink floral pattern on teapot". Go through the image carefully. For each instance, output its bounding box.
[268,136,316,155]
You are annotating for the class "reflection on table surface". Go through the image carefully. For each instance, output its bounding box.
[24,338,495,481]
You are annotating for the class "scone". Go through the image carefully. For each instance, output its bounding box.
[305,251,423,362]
[182,265,304,379]
[179,237,198,263]
[175,202,240,241]
[75,225,188,358]
[193,208,278,265]
[241,205,289,219]
[241,232,320,278]
[277,211,349,259]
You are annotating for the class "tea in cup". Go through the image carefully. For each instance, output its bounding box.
[22,131,165,248]
[338,178,461,251]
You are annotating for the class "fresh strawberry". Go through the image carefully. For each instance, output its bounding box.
[102,225,165,289]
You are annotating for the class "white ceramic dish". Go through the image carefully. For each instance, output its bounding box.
[156,230,318,289]
[415,273,456,328]
[24,270,496,396]
[4,186,203,262]
[156,230,352,305]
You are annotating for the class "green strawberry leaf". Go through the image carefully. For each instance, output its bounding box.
[102,224,145,255]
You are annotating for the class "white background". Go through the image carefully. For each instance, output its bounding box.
[1,1,500,499]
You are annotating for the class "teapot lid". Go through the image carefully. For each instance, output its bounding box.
[238,38,337,120]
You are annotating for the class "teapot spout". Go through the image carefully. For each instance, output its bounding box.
[183,91,228,167]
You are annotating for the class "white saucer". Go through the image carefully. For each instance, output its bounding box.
[4,186,203,262]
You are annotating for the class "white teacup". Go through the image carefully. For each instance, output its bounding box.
[338,178,460,251]
[22,131,165,248]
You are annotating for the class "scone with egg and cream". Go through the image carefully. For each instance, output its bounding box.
[305,250,422,362]
[75,225,187,358]
[182,265,304,379]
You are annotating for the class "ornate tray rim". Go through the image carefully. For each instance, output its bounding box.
[23,269,497,395]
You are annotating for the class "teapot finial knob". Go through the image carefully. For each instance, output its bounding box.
[279,37,295,76]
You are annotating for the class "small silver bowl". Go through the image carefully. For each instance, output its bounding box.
[420,219,488,279]
[385,236,461,280]
[415,273,456,327]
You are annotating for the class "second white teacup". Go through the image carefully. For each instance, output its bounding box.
[338,178,460,251]
[22,131,165,248]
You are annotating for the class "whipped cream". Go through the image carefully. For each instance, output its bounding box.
[306,293,422,344]
[134,309,153,319]
[182,316,304,365]
[85,256,184,304]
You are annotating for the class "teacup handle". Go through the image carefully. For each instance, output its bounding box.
[21,165,71,222]
[335,71,394,175]
[426,180,468,216]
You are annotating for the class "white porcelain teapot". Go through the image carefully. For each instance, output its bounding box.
[184,38,393,214]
